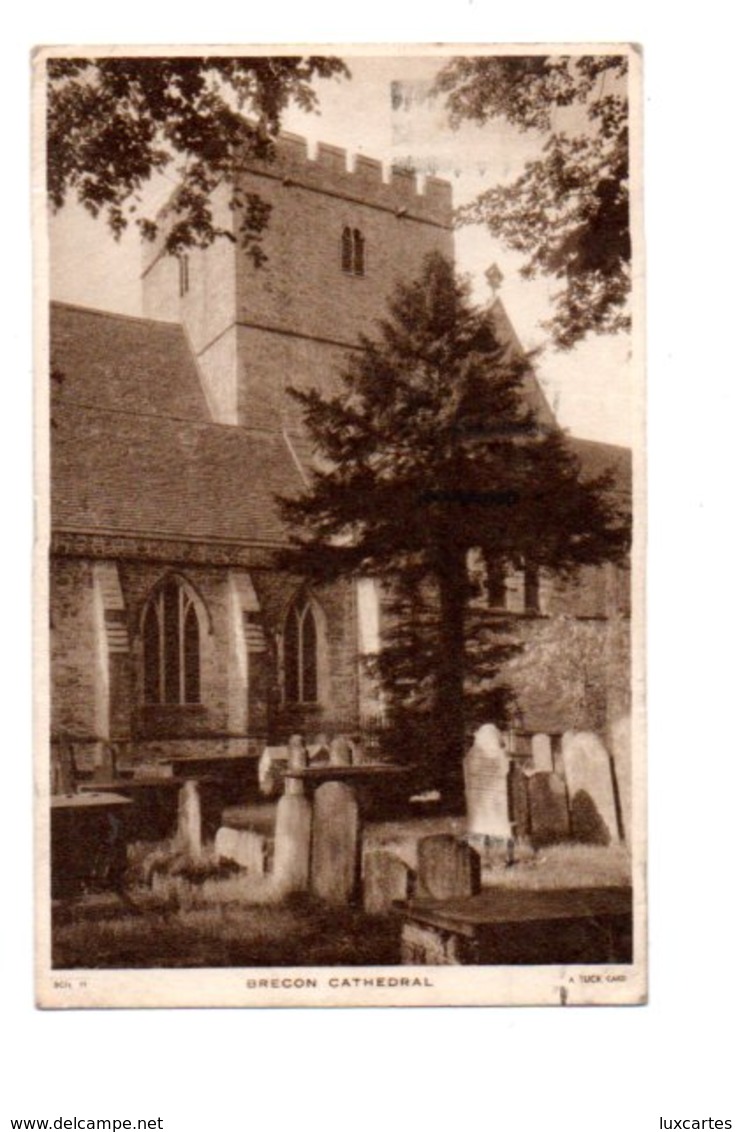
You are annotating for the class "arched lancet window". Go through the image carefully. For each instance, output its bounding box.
[341,226,365,276]
[143,577,201,704]
[352,228,365,275]
[341,226,353,273]
[284,598,318,704]
[178,253,190,297]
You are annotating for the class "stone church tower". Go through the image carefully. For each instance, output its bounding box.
[141,133,454,430]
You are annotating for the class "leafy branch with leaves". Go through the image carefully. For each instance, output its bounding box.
[47,55,348,263]
[434,54,631,349]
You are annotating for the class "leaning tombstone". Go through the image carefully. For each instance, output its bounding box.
[528,772,570,847]
[416,834,481,900]
[562,730,620,843]
[363,850,414,914]
[310,781,361,904]
[463,723,512,843]
[531,733,553,772]
[273,775,312,894]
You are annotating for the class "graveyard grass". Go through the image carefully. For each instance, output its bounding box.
[52,823,631,969]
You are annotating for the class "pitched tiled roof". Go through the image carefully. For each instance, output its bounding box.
[52,403,306,545]
[568,437,632,500]
[49,302,631,547]
[50,303,305,546]
[51,302,211,421]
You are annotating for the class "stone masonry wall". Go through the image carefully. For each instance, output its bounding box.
[50,555,361,762]
[50,558,101,742]
[141,134,454,431]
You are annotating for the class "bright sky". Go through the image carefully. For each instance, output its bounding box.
[49,52,634,447]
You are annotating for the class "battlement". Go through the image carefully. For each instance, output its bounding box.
[241,131,453,227]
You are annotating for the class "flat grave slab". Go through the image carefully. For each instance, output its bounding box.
[399,885,632,966]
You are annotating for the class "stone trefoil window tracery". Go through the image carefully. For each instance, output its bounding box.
[143,577,201,704]
[284,598,318,704]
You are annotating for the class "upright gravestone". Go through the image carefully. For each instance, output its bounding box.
[329,736,353,767]
[416,834,481,900]
[508,763,531,841]
[307,741,330,767]
[215,826,268,875]
[258,745,289,797]
[532,733,553,773]
[310,782,361,904]
[176,779,203,860]
[363,850,414,914]
[562,730,620,843]
[350,736,369,766]
[273,775,312,894]
[287,734,309,771]
[463,723,512,842]
[528,772,570,847]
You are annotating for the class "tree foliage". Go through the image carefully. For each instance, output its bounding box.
[47,55,348,262]
[279,253,628,786]
[434,55,630,349]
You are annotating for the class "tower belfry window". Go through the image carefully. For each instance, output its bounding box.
[178,254,190,297]
[341,227,365,276]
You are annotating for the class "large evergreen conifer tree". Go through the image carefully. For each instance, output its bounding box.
[279,253,628,792]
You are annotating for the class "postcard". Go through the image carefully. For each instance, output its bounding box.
[34,43,645,1007]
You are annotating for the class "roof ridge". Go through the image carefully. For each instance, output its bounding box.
[53,398,290,438]
[569,436,631,456]
[50,300,181,331]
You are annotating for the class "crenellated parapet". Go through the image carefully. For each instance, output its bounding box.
[241,131,453,228]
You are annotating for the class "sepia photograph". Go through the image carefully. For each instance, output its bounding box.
[35,43,644,1007]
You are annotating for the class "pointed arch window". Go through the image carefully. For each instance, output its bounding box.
[341,226,365,276]
[178,254,190,297]
[143,578,201,704]
[284,598,318,704]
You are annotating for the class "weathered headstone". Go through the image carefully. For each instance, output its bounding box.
[310,782,361,904]
[528,772,570,847]
[350,736,369,766]
[532,733,553,772]
[363,850,414,914]
[416,834,481,900]
[562,730,620,843]
[508,763,531,841]
[288,734,309,770]
[91,741,116,783]
[308,743,330,766]
[273,776,312,893]
[215,826,268,875]
[176,779,203,859]
[258,745,288,796]
[329,736,353,767]
[308,733,330,766]
[463,723,512,841]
